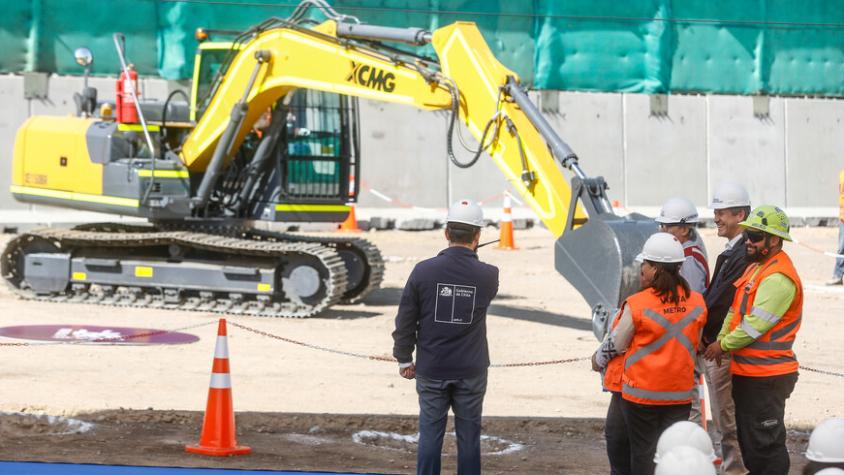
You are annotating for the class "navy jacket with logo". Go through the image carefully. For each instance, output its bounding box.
[392,246,499,379]
[702,240,749,344]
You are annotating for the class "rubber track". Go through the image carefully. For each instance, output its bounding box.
[245,229,384,304]
[1,227,348,318]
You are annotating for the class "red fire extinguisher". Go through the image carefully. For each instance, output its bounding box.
[116,64,139,123]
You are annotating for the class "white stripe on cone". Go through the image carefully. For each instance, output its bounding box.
[210,373,232,389]
[214,336,229,358]
[501,196,512,222]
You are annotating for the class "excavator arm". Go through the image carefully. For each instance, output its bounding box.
[179,15,656,338]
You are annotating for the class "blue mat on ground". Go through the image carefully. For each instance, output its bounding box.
[0,462,379,474]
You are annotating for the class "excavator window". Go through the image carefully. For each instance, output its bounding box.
[280,90,359,202]
[192,47,232,122]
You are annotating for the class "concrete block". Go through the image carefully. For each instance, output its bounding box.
[807,217,836,228]
[368,217,395,230]
[398,218,440,231]
[788,217,806,228]
[700,218,717,229]
[512,218,534,230]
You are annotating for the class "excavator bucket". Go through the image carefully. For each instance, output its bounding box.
[554,177,657,340]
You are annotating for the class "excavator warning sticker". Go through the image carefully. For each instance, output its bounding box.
[435,284,476,325]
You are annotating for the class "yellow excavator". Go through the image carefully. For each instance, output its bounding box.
[3,0,654,331]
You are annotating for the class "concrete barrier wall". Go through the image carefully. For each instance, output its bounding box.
[1,74,841,216]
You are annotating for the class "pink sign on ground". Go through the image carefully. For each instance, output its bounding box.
[0,325,200,345]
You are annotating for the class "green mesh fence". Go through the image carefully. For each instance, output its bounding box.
[2,0,843,96]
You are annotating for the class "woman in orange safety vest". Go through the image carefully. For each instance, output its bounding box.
[593,232,707,475]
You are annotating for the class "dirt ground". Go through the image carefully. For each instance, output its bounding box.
[0,410,812,474]
[0,226,841,473]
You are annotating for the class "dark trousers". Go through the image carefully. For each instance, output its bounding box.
[732,372,798,475]
[620,398,691,475]
[416,371,487,475]
[606,391,631,475]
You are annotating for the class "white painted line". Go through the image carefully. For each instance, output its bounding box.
[804,284,844,294]
[351,430,525,456]
[367,188,393,203]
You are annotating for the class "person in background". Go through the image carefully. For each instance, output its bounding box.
[656,197,710,293]
[826,169,844,286]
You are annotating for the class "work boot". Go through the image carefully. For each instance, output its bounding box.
[826,275,844,286]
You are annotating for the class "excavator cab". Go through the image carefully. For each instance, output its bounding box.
[250,90,360,223]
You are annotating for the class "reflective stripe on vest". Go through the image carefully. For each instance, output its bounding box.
[602,304,627,393]
[622,384,696,402]
[684,245,710,288]
[624,308,703,370]
[744,316,801,350]
[729,252,803,377]
[771,317,801,341]
[733,354,796,365]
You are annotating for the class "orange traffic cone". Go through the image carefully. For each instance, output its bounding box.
[496,194,517,250]
[186,319,251,457]
[338,203,361,232]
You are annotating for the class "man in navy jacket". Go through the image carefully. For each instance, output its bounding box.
[392,199,499,475]
[701,182,752,475]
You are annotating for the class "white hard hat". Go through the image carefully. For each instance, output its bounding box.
[655,197,700,224]
[710,182,751,209]
[447,199,484,227]
[815,469,844,475]
[806,418,844,463]
[636,232,686,264]
[654,421,717,463]
[655,446,717,475]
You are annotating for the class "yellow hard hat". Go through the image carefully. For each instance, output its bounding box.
[739,205,792,242]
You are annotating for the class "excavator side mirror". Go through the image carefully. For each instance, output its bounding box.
[74,48,93,67]
[73,47,96,117]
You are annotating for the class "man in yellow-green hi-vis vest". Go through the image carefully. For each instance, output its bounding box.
[704,205,803,475]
